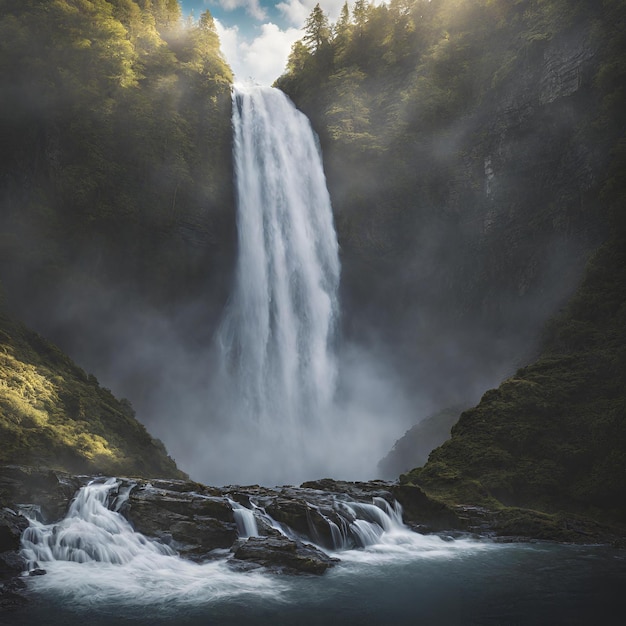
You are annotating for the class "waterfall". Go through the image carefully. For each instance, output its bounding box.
[229,499,259,538]
[21,478,174,568]
[211,84,341,485]
[19,479,281,607]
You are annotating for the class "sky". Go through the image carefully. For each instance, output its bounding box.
[179,0,349,85]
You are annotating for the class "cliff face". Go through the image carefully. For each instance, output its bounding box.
[277,0,626,523]
[277,0,620,419]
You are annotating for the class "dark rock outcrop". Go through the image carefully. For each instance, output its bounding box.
[232,536,339,575]
[0,492,30,611]
[390,484,465,533]
[0,508,28,554]
[124,480,238,560]
[0,466,82,523]
[0,576,27,611]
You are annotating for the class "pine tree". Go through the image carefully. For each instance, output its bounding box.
[303,3,331,53]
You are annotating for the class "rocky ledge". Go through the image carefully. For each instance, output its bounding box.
[0,506,29,610]
[2,465,625,612]
[231,536,339,575]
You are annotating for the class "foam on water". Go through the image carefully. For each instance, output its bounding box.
[18,478,596,626]
[20,479,284,608]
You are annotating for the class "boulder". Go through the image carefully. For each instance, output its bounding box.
[0,508,29,613]
[126,483,238,559]
[391,484,465,532]
[232,536,338,575]
[0,551,26,575]
[0,576,27,611]
[0,465,82,522]
[0,508,29,553]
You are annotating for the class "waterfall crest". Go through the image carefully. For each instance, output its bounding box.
[210,84,340,485]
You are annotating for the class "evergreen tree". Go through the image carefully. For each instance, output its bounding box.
[333,1,352,59]
[303,3,331,53]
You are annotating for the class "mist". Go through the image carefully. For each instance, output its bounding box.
[0,0,607,490]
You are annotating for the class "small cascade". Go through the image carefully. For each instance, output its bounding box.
[20,478,445,577]
[111,481,135,513]
[229,499,259,538]
[313,507,347,551]
[236,493,409,552]
[21,478,174,569]
[331,498,406,549]
[19,480,283,608]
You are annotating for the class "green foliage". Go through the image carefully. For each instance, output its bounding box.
[0,0,233,318]
[278,0,626,529]
[0,310,186,478]
[303,3,331,53]
[406,240,626,525]
[277,0,606,159]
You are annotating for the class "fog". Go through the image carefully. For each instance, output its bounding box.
[0,3,603,488]
[1,93,591,488]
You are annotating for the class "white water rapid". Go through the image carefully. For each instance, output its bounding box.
[209,84,341,485]
[20,479,494,612]
[17,481,622,625]
[20,479,282,608]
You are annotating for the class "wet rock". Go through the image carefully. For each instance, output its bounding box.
[0,551,26,574]
[0,502,30,613]
[0,465,82,522]
[0,576,27,611]
[28,568,46,576]
[144,478,217,495]
[232,536,339,575]
[0,508,29,553]
[265,498,326,542]
[126,483,238,559]
[390,484,465,532]
[262,493,338,549]
[300,478,394,500]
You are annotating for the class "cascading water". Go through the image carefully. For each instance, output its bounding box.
[17,481,618,625]
[19,479,282,608]
[229,498,259,538]
[210,84,341,485]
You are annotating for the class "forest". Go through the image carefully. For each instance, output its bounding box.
[1,0,626,620]
[0,0,625,575]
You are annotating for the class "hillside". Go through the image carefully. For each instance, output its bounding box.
[277,0,625,411]
[405,238,626,525]
[378,406,463,479]
[0,0,235,430]
[0,308,185,478]
[277,0,626,523]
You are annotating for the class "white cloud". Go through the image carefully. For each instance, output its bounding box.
[216,0,266,21]
[214,19,244,75]
[215,19,301,85]
[276,0,310,25]
[240,22,301,85]
[278,0,347,25]
[214,0,367,87]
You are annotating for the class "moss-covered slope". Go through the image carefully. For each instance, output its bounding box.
[0,310,186,478]
[405,240,626,525]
